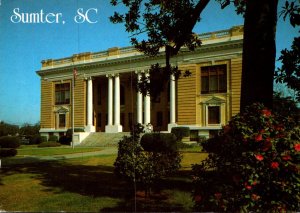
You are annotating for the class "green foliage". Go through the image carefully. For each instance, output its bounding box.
[192,103,300,212]
[59,135,72,145]
[0,136,20,148]
[114,124,182,195]
[41,136,48,143]
[171,127,190,142]
[140,133,177,152]
[110,0,203,98]
[0,121,19,137]
[27,135,42,145]
[275,36,300,101]
[19,123,40,136]
[37,142,61,148]
[48,135,58,142]
[0,148,17,157]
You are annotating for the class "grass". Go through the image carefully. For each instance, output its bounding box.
[0,150,207,212]
[17,145,102,156]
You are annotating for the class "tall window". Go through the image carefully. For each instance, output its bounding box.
[208,106,220,124]
[55,83,70,105]
[59,114,66,128]
[201,65,227,94]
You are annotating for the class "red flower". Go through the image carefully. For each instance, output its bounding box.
[194,195,202,203]
[245,185,252,190]
[262,109,271,117]
[214,192,222,200]
[282,155,291,161]
[271,162,279,169]
[255,154,264,161]
[223,125,231,134]
[255,134,263,142]
[294,144,300,152]
[251,193,260,201]
[262,139,272,151]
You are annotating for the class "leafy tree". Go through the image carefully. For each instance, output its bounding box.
[0,121,19,137]
[19,123,40,136]
[110,0,298,111]
[110,0,208,98]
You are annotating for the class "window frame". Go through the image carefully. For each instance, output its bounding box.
[201,64,227,94]
[55,83,71,105]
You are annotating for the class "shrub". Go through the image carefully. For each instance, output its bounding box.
[0,148,17,157]
[28,135,42,145]
[140,133,177,152]
[38,142,61,148]
[114,124,182,196]
[66,128,85,137]
[41,136,48,143]
[171,127,190,142]
[192,103,300,212]
[59,135,72,145]
[48,135,58,142]
[0,136,20,148]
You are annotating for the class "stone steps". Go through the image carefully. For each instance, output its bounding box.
[79,132,130,147]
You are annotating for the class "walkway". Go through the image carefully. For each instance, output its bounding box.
[0,147,118,166]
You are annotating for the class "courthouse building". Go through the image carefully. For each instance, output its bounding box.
[36,25,243,142]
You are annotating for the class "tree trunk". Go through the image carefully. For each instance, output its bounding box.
[240,0,278,111]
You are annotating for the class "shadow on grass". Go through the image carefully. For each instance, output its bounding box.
[0,161,194,212]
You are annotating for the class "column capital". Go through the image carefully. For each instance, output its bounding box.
[106,73,114,78]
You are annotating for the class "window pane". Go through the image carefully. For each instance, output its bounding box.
[55,83,70,105]
[59,114,66,128]
[201,65,227,94]
[208,106,220,124]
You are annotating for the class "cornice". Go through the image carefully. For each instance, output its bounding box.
[36,39,243,79]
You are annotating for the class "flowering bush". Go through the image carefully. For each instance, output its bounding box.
[192,103,300,212]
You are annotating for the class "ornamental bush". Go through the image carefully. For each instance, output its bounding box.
[48,135,58,142]
[0,136,20,148]
[140,133,177,152]
[0,148,17,157]
[171,126,190,142]
[192,103,300,212]
[114,124,182,196]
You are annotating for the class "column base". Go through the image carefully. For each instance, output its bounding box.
[85,125,96,133]
[168,123,178,133]
[105,125,123,133]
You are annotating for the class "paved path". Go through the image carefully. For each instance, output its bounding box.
[1,147,118,166]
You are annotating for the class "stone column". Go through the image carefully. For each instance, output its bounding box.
[136,71,143,124]
[105,74,114,132]
[113,74,122,132]
[144,71,151,125]
[168,74,177,132]
[85,77,95,132]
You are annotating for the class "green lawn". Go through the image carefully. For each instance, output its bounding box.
[0,151,207,212]
[17,145,102,156]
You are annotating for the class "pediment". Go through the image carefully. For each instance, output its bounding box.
[56,107,69,114]
[201,96,225,105]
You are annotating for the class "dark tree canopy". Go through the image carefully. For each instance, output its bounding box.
[275,1,300,101]
[110,0,299,111]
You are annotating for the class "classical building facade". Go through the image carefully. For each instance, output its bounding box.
[37,25,243,141]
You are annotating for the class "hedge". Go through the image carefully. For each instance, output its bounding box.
[0,148,17,157]
[171,127,190,141]
[0,136,20,148]
[38,142,61,148]
[48,135,58,142]
[140,133,177,153]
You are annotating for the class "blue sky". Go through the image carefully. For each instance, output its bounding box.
[0,0,298,125]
